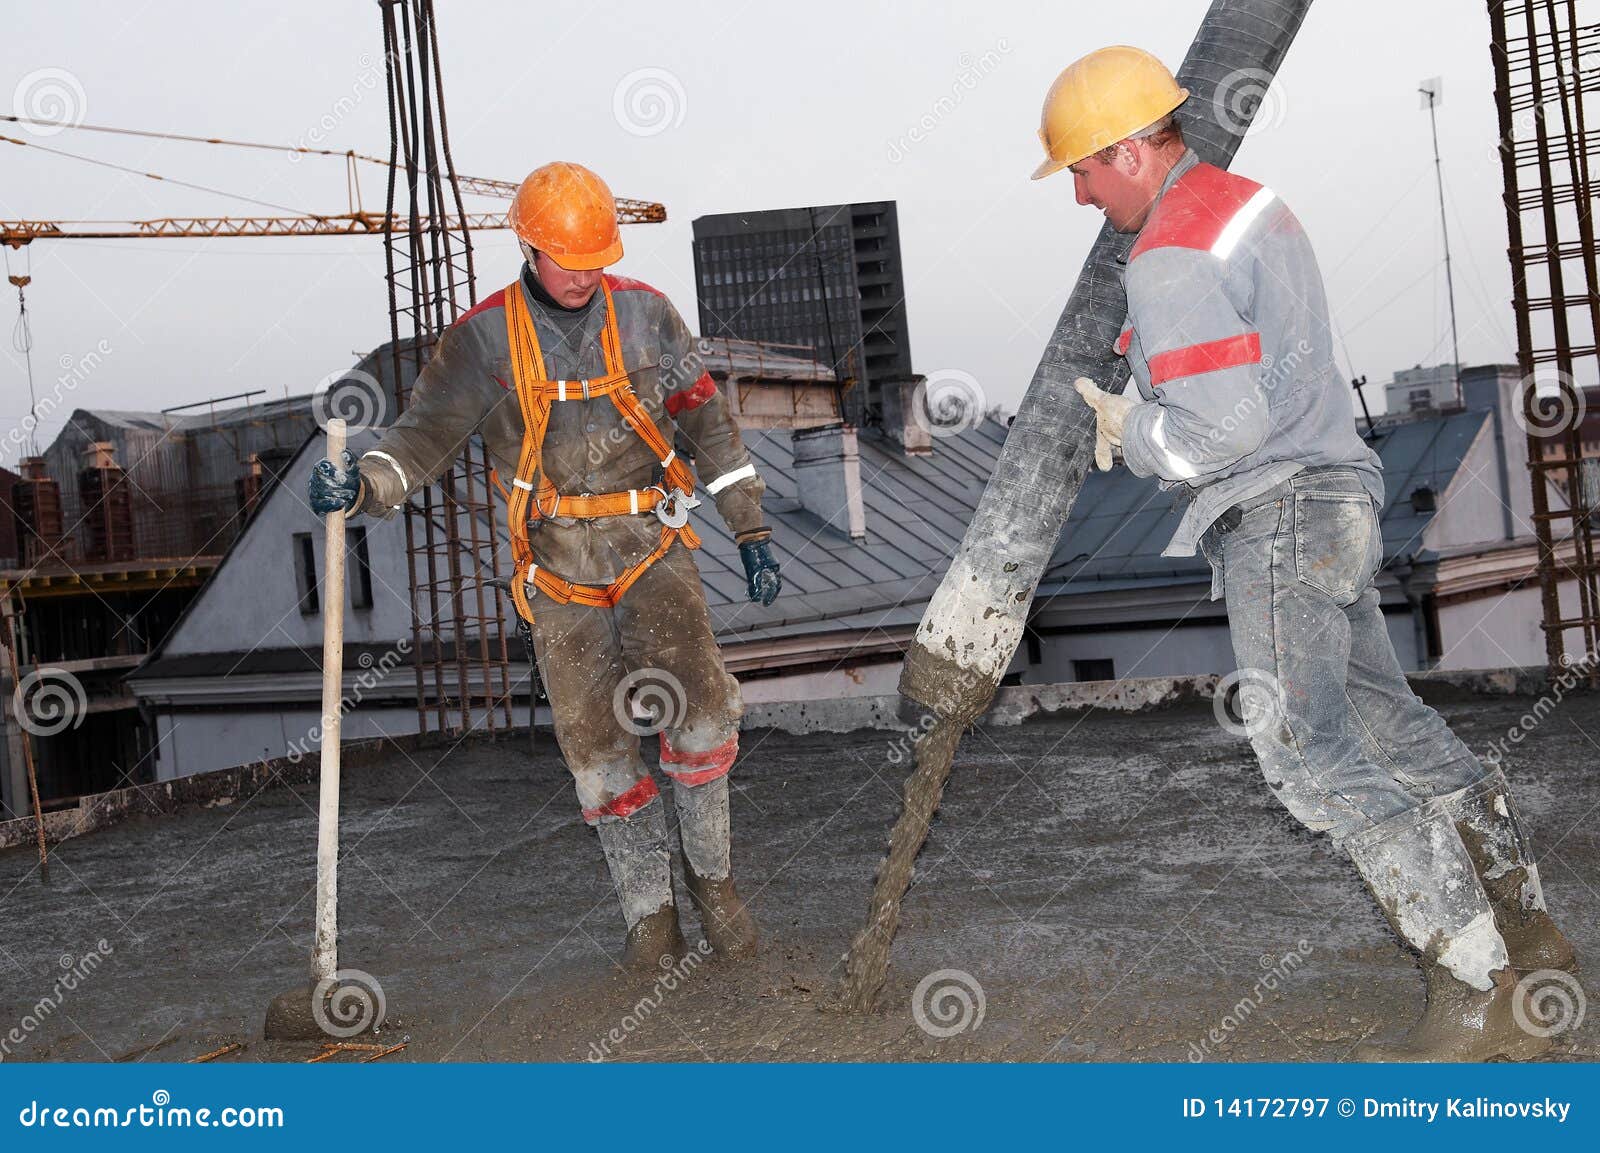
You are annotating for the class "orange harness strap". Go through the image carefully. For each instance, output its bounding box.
[500,279,700,624]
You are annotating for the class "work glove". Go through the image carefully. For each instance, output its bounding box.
[738,532,782,606]
[309,449,362,516]
[1074,377,1136,472]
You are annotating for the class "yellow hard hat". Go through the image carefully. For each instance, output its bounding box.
[1031,46,1189,180]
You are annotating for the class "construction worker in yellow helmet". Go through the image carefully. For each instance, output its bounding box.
[1038,46,1575,1061]
[309,162,780,973]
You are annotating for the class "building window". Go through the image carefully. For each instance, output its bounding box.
[350,525,374,610]
[293,532,319,616]
[1072,658,1115,682]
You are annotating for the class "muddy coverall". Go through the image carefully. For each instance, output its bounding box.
[351,269,767,925]
[1112,149,1567,1016]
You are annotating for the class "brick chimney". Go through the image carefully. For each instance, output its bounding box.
[792,423,867,540]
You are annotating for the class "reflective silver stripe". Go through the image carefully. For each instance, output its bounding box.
[1211,187,1276,261]
[557,380,568,401]
[629,489,640,514]
[524,563,539,587]
[511,477,534,491]
[661,449,676,468]
[1149,411,1198,480]
[360,450,410,492]
[705,461,757,495]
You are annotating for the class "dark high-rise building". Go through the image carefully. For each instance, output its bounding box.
[691,201,913,427]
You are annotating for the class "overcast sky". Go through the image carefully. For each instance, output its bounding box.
[4,1,1517,453]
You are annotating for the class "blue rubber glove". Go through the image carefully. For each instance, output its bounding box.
[739,537,782,606]
[309,449,361,516]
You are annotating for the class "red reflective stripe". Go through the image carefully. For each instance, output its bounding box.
[659,732,737,785]
[664,372,718,416]
[582,776,659,822]
[1114,326,1133,356]
[1148,332,1261,387]
[453,287,507,328]
[602,273,667,299]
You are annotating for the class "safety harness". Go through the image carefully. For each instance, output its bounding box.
[499,279,701,624]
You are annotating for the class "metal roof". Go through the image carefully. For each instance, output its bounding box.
[714,407,1492,639]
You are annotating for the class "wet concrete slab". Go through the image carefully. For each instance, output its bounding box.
[2,687,1596,1063]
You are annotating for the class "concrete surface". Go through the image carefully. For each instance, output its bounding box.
[1,682,1595,1063]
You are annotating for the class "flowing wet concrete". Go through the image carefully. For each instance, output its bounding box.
[2,685,1596,1063]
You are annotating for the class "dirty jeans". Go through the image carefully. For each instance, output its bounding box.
[1201,468,1490,844]
[529,540,743,826]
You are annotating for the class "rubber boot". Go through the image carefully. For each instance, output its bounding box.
[595,798,687,973]
[1441,771,1578,978]
[1346,800,1549,1062]
[673,776,757,960]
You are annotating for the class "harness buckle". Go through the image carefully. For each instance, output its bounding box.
[653,487,700,529]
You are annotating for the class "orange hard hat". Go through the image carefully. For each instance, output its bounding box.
[507,162,623,270]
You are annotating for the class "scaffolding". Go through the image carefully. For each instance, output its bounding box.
[1489,0,1600,675]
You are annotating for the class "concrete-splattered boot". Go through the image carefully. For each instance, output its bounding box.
[1441,771,1578,978]
[595,799,687,973]
[1346,800,1549,1062]
[673,776,757,960]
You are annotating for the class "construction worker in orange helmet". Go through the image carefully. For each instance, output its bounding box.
[309,161,780,973]
[1040,46,1575,1061]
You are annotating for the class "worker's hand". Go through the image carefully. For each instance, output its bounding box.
[1074,378,1136,472]
[738,532,782,606]
[309,450,362,516]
